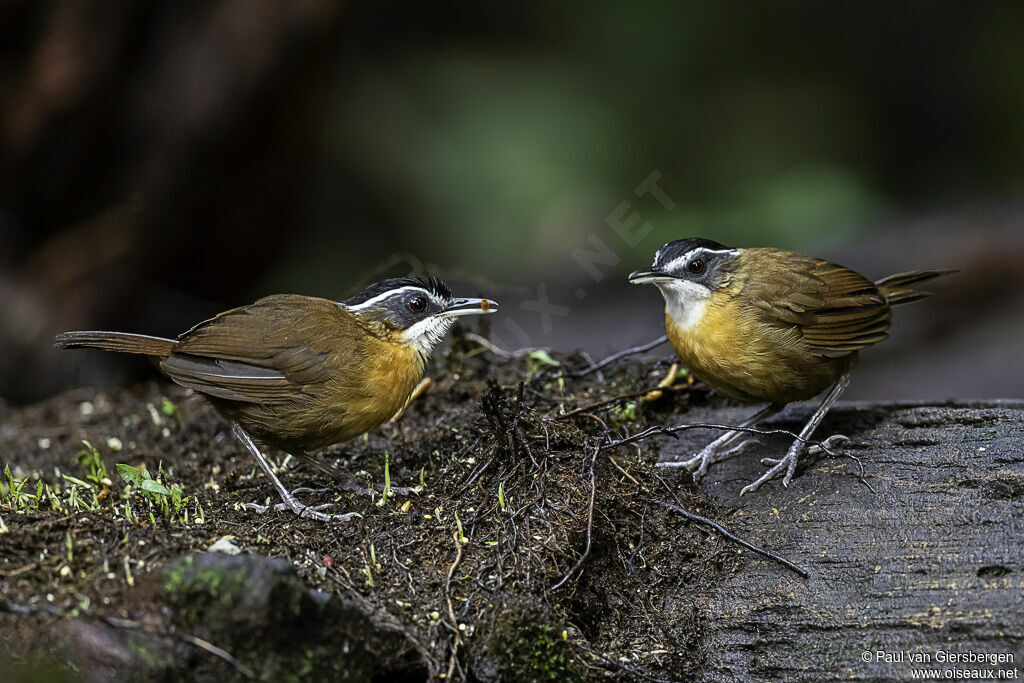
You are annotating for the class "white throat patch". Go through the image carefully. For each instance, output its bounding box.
[656,279,711,332]
[401,316,455,358]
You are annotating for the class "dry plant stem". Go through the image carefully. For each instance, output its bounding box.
[181,634,257,679]
[444,530,466,681]
[653,499,809,578]
[101,616,256,679]
[551,447,598,591]
[571,335,670,378]
[571,641,681,683]
[609,456,641,487]
[576,351,606,383]
[327,568,439,676]
[463,332,549,360]
[555,388,666,420]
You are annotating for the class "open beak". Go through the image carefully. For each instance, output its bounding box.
[442,297,498,317]
[628,268,675,285]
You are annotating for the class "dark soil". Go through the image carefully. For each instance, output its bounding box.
[3,338,1022,682]
[1,340,731,681]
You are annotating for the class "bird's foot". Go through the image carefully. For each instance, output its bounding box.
[243,489,361,522]
[739,434,850,495]
[270,481,420,500]
[739,449,799,496]
[689,439,760,479]
[657,438,759,480]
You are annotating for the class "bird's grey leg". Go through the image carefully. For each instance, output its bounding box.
[740,373,852,495]
[231,424,361,522]
[658,403,784,479]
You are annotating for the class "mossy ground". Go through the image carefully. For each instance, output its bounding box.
[0,337,736,680]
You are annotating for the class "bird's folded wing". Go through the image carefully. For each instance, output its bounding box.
[747,251,892,358]
[160,295,363,403]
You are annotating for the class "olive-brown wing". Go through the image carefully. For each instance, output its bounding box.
[160,295,365,404]
[744,249,891,358]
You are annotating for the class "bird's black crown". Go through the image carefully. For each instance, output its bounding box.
[345,275,452,306]
[653,238,729,268]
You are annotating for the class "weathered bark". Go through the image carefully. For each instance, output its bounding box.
[653,399,1024,681]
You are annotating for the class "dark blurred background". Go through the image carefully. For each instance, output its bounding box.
[1,0,1022,404]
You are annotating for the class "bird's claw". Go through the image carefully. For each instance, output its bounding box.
[657,438,761,480]
[807,434,850,455]
[689,438,760,480]
[243,490,361,522]
[742,434,851,495]
[653,451,714,476]
[741,451,799,496]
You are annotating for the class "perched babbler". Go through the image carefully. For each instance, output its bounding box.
[56,277,497,520]
[629,238,951,494]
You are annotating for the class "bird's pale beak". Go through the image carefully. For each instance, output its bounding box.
[442,297,498,316]
[628,269,674,285]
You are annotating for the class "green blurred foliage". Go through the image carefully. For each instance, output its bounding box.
[266,1,1023,283]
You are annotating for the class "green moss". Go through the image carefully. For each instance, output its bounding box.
[493,617,581,683]
[125,638,172,671]
[160,555,254,631]
[158,555,377,682]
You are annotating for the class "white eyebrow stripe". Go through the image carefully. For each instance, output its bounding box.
[341,286,433,311]
[660,247,740,271]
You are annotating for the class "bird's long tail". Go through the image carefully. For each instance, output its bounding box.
[875,269,955,306]
[54,331,175,357]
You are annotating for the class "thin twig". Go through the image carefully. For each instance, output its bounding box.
[181,634,257,679]
[570,641,680,683]
[580,412,609,436]
[454,454,495,495]
[653,498,809,578]
[464,332,549,360]
[576,351,605,383]
[600,422,837,458]
[840,452,876,493]
[0,562,39,578]
[554,389,659,420]
[551,447,598,590]
[571,335,669,377]
[100,616,256,679]
[327,568,439,675]
[609,456,641,487]
[444,529,466,681]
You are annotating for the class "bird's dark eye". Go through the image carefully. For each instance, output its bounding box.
[409,296,427,313]
[688,258,705,275]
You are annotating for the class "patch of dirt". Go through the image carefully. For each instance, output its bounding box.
[0,338,738,681]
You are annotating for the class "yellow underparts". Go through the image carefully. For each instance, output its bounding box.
[665,294,847,404]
